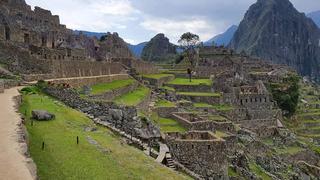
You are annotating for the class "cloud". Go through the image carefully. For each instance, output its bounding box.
[25,0,320,44]
[140,16,221,43]
[89,0,138,16]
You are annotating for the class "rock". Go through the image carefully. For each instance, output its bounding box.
[141,33,177,62]
[109,109,123,121]
[134,116,161,140]
[82,85,91,95]
[31,110,55,121]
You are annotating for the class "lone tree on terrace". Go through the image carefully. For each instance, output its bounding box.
[178,32,200,82]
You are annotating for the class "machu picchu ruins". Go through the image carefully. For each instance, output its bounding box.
[1,0,320,179]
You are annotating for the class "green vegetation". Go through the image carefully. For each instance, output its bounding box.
[268,74,300,116]
[249,162,272,180]
[90,79,135,95]
[114,86,150,106]
[162,86,176,92]
[215,131,228,138]
[177,92,221,97]
[142,74,174,80]
[20,94,189,180]
[206,115,227,122]
[155,99,176,107]
[168,78,212,86]
[274,146,304,155]
[151,113,187,133]
[228,167,239,177]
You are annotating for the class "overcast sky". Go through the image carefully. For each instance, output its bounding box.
[25,0,320,44]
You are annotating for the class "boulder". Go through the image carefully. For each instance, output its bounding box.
[31,110,55,121]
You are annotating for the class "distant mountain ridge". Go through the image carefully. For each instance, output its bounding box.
[204,25,238,46]
[229,0,320,82]
[127,42,147,58]
[307,10,320,28]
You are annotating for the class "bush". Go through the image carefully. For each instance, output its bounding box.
[20,86,39,95]
[36,80,47,90]
[269,74,300,117]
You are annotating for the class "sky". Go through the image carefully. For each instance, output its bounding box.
[25,0,320,45]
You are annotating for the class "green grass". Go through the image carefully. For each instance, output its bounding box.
[20,94,190,180]
[143,74,174,80]
[161,86,176,92]
[215,131,229,138]
[177,92,221,97]
[90,79,135,95]
[228,167,239,177]
[152,113,187,133]
[249,162,272,180]
[155,99,176,107]
[114,86,151,106]
[275,146,304,155]
[205,115,227,122]
[168,78,212,86]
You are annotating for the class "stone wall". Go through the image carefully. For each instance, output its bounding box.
[0,80,4,93]
[44,85,160,140]
[176,94,221,105]
[142,75,174,88]
[113,58,159,74]
[52,60,125,78]
[165,84,212,93]
[156,107,178,118]
[136,90,152,111]
[89,81,138,101]
[166,131,228,179]
[171,112,236,134]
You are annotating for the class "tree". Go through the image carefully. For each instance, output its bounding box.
[178,32,200,82]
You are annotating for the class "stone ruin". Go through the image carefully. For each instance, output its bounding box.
[166,131,228,179]
[0,0,158,82]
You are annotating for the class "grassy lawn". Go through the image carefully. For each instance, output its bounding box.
[155,99,176,107]
[168,78,212,86]
[152,113,187,133]
[143,74,174,80]
[90,79,135,95]
[177,92,221,97]
[114,86,151,106]
[20,94,190,180]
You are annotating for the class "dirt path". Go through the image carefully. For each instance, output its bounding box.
[0,87,34,180]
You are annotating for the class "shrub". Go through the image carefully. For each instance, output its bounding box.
[269,74,300,117]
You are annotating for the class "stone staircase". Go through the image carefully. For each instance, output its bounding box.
[165,153,176,170]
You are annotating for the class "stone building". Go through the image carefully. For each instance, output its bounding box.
[0,0,156,80]
[166,131,228,179]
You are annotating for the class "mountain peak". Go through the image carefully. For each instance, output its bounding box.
[230,0,320,82]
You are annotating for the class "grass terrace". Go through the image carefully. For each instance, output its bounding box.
[142,74,174,80]
[155,99,176,107]
[114,86,151,106]
[90,79,135,95]
[177,92,221,97]
[20,94,190,180]
[168,78,212,86]
[151,113,187,133]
